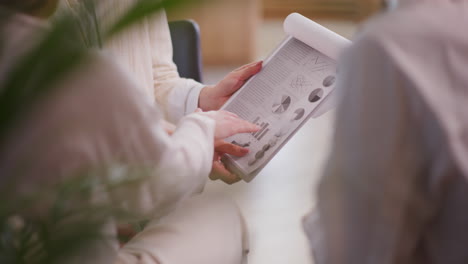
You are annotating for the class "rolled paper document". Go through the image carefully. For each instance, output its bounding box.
[221,13,351,182]
[284,13,350,61]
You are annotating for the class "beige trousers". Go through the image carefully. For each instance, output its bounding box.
[116,194,249,264]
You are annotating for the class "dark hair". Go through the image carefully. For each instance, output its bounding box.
[0,0,46,12]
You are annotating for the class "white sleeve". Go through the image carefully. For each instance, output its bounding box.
[98,60,214,219]
[147,11,206,123]
[0,52,215,220]
[95,0,204,122]
[58,55,215,219]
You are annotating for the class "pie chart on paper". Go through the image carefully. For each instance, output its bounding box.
[272,95,291,114]
[292,108,305,120]
[308,88,324,103]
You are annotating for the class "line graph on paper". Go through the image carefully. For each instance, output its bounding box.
[303,52,334,72]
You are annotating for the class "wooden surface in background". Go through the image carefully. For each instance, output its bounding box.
[168,0,381,65]
[168,0,261,66]
[263,0,382,21]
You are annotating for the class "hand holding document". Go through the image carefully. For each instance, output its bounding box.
[221,13,351,182]
[195,109,260,140]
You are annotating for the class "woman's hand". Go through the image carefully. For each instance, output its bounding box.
[199,61,263,111]
[194,109,259,184]
[210,140,249,184]
[195,109,259,184]
[195,109,260,140]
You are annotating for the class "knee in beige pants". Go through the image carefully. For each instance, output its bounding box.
[117,193,249,264]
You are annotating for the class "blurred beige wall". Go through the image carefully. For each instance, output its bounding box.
[168,0,382,66]
[263,0,382,21]
[168,0,261,66]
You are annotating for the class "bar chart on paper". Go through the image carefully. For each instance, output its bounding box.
[251,117,270,141]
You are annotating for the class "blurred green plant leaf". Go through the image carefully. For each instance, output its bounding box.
[0,0,203,263]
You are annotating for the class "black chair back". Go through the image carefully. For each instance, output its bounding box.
[168,20,203,83]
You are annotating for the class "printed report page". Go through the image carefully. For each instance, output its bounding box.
[222,36,338,177]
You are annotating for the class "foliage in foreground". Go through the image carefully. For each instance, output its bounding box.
[0,0,201,263]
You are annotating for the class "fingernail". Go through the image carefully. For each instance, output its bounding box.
[250,61,261,68]
[241,148,249,154]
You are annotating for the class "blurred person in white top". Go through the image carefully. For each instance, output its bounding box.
[0,1,259,263]
[304,0,468,264]
[62,0,264,184]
